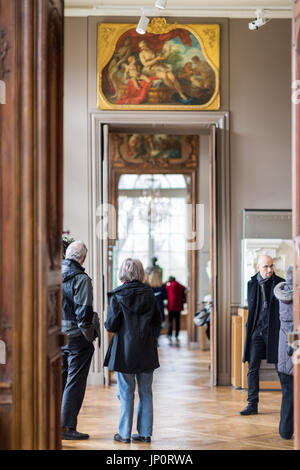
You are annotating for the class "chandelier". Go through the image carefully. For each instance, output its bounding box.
[138,176,169,226]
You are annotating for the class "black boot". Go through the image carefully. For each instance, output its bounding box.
[239,404,258,416]
[62,427,90,440]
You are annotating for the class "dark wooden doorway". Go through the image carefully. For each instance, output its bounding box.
[292,0,300,451]
[0,0,64,449]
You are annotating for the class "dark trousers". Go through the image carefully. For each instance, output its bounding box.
[278,372,294,439]
[168,311,181,338]
[61,334,94,429]
[247,329,278,405]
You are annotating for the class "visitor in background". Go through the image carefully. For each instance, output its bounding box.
[274,265,294,440]
[165,276,187,344]
[146,268,168,342]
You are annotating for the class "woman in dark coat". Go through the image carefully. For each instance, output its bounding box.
[104,258,162,444]
[274,265,294,440]
[145,264,167,340]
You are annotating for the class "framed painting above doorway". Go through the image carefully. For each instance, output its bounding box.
[97,19,220,110]
[110,133,199,169]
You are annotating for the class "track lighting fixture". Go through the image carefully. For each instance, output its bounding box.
[155,0,167,9]
[136,1,168,35]
[136,12,150,35]
[248,8,269,30]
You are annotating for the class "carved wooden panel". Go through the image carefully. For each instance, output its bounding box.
[47,1,64,270]
[0,0,64,450]
[0,0,16,449]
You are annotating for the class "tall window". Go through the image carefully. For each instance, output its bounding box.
[113,174,188,287]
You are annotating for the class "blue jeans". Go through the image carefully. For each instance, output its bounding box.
[116,371,154,439]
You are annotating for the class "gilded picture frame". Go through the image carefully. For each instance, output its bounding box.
[97,19,220,111]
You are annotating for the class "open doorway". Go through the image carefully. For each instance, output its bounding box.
[104,129,213,374]
[90,113,229,387]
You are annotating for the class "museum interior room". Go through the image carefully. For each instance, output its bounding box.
[1,0,300,452]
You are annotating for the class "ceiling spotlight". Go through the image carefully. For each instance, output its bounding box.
[248,8,269,30]
[155,0,167,9]
[136,13,150,35]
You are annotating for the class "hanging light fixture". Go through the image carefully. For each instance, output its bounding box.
[139,176,169,226]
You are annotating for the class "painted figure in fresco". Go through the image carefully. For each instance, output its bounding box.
[123,55,152,90]
[107,38,132,99]
[138,40,189,102]
[178,61,203,88]
[191,56,213,90]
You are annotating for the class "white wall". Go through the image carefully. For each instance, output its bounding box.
[229,19,292,305]
[63,18,90,269]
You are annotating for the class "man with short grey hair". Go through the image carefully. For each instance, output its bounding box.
[61,240,99,440]
[65,240,87,263]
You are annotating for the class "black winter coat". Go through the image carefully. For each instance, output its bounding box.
[62,259,94,338]
[242,272,284,364]
[103,281,162,373]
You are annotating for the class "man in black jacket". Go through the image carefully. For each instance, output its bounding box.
[61,241,99,440]
[240,254,284,416]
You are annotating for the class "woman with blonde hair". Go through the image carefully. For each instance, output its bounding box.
[104,258,162,444]
[146,267,167,340]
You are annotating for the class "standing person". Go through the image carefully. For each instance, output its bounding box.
[146,267,168,342]
[104,258,162,444]
[61,241,99,440]
[165,276,187,344]
[240,254,284,416]
[274,265,294,440]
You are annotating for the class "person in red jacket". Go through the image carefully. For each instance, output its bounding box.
[165,276,187,344]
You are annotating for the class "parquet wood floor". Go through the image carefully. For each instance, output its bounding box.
[62,332,294,451]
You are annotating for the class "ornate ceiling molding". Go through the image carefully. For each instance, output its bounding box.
[65,1,292,18]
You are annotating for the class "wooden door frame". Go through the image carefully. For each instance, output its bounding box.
[0,0,64,450]
[292,1,300,451]
[88,110,230,386]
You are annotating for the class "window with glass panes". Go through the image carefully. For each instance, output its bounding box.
[112,174,188,288]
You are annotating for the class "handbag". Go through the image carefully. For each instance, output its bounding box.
[194,308,210,327]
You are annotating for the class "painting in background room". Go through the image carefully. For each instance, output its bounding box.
[97,19,220,110]
[110,133,199,168]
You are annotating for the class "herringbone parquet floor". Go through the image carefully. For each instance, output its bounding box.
[62,332,294,451]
